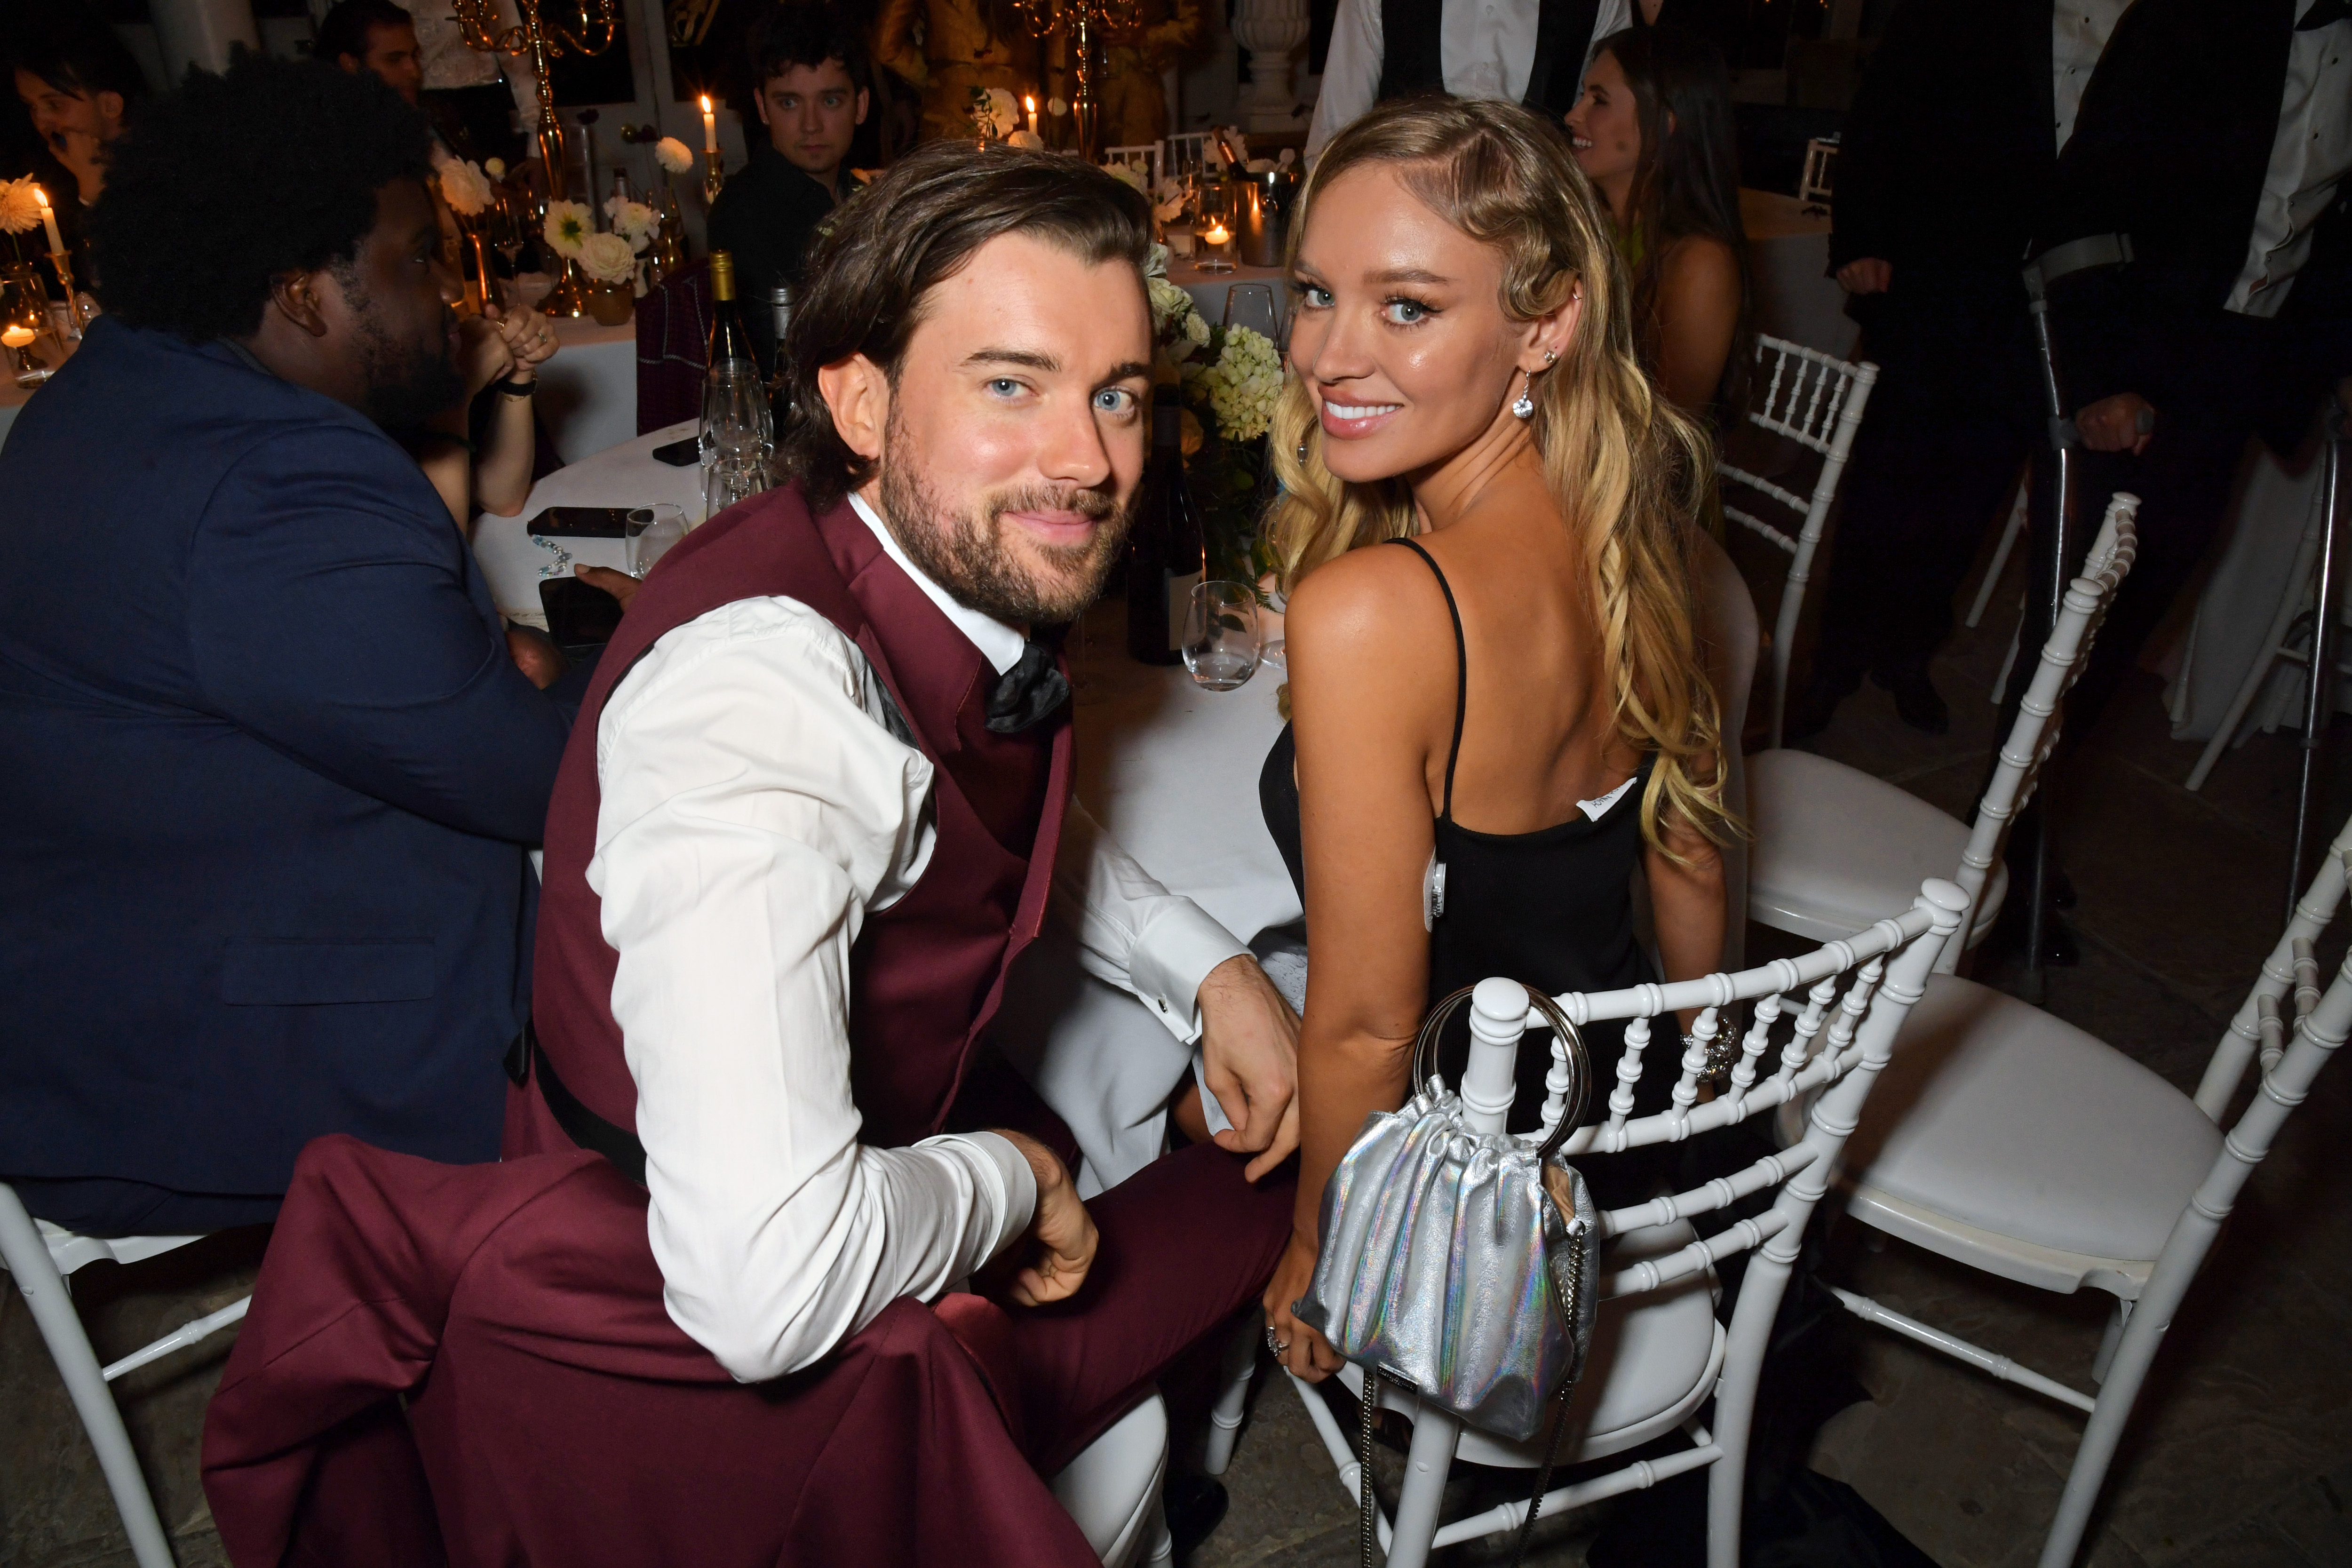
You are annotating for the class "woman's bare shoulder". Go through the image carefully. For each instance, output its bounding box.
[1659,233,1741,292]
[1285,540,1450,661]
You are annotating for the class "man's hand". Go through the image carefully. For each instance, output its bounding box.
[494,304,560,372]
[996,1130,1098,1306]
[573,563,643,612]
[1196,955,1301,1182]
[1836,257,1893,295]
[2077,393,2157,455]
[504,624,566,689]
[458,314,517,401]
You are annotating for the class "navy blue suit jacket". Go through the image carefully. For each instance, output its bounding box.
[0,318,571,1198]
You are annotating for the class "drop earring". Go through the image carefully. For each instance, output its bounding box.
[1511,370,1536,420]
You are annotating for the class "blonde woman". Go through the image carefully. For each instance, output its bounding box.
[1256,97,1732,1383]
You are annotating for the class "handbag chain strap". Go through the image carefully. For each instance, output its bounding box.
[1408,983,1592,1158]
[1353,1369,1578,1568]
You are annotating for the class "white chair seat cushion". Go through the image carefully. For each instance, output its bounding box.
[1049,1390,1167,1567]
[1747,749,2005,944]
[1843,975,2221,1266]
[1352,1219,1723,1468]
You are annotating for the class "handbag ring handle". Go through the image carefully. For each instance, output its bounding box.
[1408,982,1592,1163]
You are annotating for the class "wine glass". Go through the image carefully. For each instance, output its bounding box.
[1222,283,1279,344]
[1183,581,1260,691]
[486,194,527,305]
[627,504,688,575]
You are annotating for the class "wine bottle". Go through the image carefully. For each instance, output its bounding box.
[706,250,761,381]
[1126,386,1205,665]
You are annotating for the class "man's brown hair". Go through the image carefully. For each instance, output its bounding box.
[777,143,1155,512]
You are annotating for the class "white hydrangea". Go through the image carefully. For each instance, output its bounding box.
[1184,324,1282,442]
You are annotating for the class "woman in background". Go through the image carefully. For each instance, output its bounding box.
[1256,96,1732,1383]
[1564,25,1748,423]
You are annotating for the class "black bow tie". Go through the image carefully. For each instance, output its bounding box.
[2299,0,2349,29]
[985,635,1071,734]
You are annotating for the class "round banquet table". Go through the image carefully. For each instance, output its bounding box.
[475,432,1301,1193]
[1738,188,1855,359]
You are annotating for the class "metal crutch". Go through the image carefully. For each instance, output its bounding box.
[2288,393,2350,918]
[2018,233,2134,992]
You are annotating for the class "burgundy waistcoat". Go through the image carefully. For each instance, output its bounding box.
[525,485,1072,1152]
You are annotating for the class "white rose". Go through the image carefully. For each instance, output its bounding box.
[655,136,695,175]
[576,231,639,285]
[1184,310,1211,346]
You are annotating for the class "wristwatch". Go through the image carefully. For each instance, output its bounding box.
[493,376,537,398]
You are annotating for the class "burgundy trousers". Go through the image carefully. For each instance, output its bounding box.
[201,1133,1293,1568]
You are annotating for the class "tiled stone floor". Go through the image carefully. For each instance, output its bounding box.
[8,542,2352,1567]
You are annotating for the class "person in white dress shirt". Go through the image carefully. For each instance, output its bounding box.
[1306,0,1631,155]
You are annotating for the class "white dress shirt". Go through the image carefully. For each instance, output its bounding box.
[2052,0,2136,156]
[588,492,1247,1383]
[2228,5,2352,317]
[1306,0,1632,156]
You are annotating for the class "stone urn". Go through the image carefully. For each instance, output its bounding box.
[1231,0,1308,133]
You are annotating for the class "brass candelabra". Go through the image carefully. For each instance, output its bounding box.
[1006,0,1145,163]
[451,0,618,316]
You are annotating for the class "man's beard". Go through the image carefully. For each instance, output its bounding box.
[877,415,1130,627]
[341,274,464,433]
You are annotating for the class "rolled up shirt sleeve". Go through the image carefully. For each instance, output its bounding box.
[1051,796,1250,1045]
[591,596,1034,1384]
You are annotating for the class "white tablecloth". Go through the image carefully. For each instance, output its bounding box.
[536,315,639,465]
[476,438,1299,1193]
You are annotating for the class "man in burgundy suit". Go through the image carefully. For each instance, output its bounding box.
[202,144,1302,1566]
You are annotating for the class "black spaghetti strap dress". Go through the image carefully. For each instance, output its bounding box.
[1259,539,1678,1199]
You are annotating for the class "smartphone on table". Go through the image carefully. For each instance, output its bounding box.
[526,506,636,539]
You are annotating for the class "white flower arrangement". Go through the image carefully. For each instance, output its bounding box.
[654,136,694,175]
[575,231,638,286]
[969,86,1019,140]
[1183,323,1282,442]
[0,175,42,236]
[542,199,593,258]
[1006,128,1045,150]
[438,159,493,218]
[485,157,507,179]
[1105,162,1148,195]
[604,196,658,253]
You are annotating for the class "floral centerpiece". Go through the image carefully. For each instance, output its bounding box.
[968,87,1019,144]
[1146,244,1285,586]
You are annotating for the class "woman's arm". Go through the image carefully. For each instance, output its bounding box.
[473,306,558,518]
[1262,546,1457,1381]
[1646,801,1727,1030]
[1652,236,1743,415]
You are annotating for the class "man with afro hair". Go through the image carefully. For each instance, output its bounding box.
[0,52,583,1237]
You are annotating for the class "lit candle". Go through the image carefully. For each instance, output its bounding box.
[1024,95,1039,135]
[700,95,717,155]
[2,325,34,349]
[1201,220,1231,247]
[33,185,62,255]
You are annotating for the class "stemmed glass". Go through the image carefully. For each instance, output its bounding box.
[627,504,688,576]
[1222,283,1279,344]
[1183,581,1261,691]
[486,193,528,305]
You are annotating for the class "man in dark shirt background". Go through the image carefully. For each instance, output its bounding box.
[707,4,872,300]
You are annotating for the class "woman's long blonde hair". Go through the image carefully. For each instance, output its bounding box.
[1266,95,1731,852]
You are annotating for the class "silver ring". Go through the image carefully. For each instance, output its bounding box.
[1264,1324,1288,1357]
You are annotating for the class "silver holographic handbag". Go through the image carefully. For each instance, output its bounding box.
[1293,983,1602,1560]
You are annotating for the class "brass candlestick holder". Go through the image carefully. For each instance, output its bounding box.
[1006,0,1144,165]
[45,250,89,337]
[450,0,617,318]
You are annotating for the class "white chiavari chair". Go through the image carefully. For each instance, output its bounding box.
[1963,470,2031,631]
[1746,493,2139,965]
[1798,135,1839,208]
[1049,1389,1176,1565]
[1283,883,1969,1568]
[0,1189,251,1568]
[1164,131,1215,181]
[1833,808,2352,1568]
[1102,142,1164,189]
[1718,334,1880,748]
